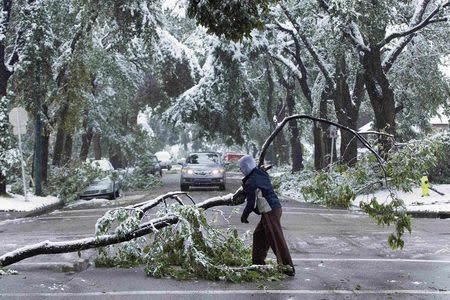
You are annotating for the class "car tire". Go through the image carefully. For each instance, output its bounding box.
[180,184,189,191]
[159,170,163,177]
[219,184,226,191]
[167,165,171,171]
[109,192,116,200]
[115,189,120,198]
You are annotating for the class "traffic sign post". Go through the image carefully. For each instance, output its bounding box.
[328,125,338,171]
[8,107,29,201]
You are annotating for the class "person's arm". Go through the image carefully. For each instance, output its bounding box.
[241,179,256,223]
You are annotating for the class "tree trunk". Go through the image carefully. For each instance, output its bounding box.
[333,55,364,166]
[92,133,102,160]
[0,49,13,194]
[62,134,73,165]
[273,102,288,166]
[52,128,65,166]
[363,49,396,157]
[109,143,124,169]
[42,130,50,185]
[34,113,43,196]
[285,88,303,172]
[79,126,93,161]
[265,60,276,164]
[314,95,330,170]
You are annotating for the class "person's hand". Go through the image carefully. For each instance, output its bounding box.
[240,215,249,223]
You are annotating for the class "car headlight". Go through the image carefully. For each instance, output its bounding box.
[212,168,225,175]
[182,168,194,174]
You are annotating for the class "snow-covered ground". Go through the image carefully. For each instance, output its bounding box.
[65,198,110,208]
[355,185,450,213]
[0,193,60,212]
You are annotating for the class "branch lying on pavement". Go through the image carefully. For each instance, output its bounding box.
[0,190,245,267]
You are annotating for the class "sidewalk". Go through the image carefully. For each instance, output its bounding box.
[0,193,63,221]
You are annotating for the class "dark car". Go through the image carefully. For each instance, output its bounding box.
[180,152,226,191]
[149,155,162,177]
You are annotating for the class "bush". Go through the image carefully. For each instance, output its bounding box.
[44,162,103,203]
[120,156,163,191]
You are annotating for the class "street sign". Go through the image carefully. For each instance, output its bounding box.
[328,125,338,139]
[8,107,28,135]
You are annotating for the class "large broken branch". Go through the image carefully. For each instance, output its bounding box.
[0,191,245,267]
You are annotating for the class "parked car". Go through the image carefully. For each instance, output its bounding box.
[155,151,172,170]
[80,159,121,200]
[180,152,227,191]
[149,155,163,176]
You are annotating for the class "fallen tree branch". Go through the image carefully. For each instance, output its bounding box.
[0,190,245,267]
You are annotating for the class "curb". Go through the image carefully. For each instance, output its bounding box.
[0,200,64,221]
[408,211,450,219]
[22,200,65,218]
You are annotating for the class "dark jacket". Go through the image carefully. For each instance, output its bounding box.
[241,168,282,220]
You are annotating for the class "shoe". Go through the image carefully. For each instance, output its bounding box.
[283,266,295,276]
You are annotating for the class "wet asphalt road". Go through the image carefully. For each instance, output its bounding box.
[1,169,450,299]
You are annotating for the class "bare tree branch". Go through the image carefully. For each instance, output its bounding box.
[258,114,386,170]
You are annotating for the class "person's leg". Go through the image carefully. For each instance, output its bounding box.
[252,217,270,265]
[262,208,295,274]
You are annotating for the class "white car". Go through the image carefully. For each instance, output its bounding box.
[80,159,121,200]
[155,151,173,170]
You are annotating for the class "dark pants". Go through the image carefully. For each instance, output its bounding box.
[252,207,294,269]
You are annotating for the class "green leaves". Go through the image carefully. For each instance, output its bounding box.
[187,0,279,41]
[360,197,411,250]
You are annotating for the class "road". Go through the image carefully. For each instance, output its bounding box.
[1,170,450,299]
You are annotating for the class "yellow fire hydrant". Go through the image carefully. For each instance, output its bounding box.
[421,176,430,197]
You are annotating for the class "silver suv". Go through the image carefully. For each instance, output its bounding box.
[180,152,226,191]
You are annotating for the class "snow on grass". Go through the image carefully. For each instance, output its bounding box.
[0,193,60,212]
[355,184,450,213]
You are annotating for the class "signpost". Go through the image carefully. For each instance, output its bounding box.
[328,125,338,170]
[8,107,29,201]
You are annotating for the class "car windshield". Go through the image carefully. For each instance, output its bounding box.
[186,153,220,164]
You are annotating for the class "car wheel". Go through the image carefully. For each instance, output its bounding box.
[115,189,120,198]
[167,165,171,171]
[219,184,226,191]
[159,170,163,177]
[108,192,116,200]
[180,184,189,191]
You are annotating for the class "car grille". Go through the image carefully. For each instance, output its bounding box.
[194,170,211,175]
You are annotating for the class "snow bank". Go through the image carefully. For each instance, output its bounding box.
[66,198,110,208]
[0,193,60,212]
[355,185,450,212]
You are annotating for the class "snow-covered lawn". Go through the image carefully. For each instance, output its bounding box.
[355,185,450,212]
[0,193,60,212]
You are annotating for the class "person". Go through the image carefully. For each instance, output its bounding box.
[238,155,295,276]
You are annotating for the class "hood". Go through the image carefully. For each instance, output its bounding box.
[238,155,256,176]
